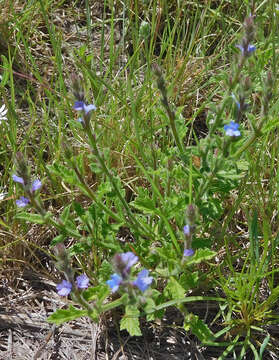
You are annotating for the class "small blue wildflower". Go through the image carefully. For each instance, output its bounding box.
[224,121,241,137]
[106,273,122,293]
[16,196,30,208]
[183,248,195,257]
[12,175,24,185]
[133,269,153,292]
[236,44,256,56]
[57,280,72,296]
[13,176,42,192]
[120,252,138,270]
[183,225,190,236]
[76,274,89,289]
[113,252,139,278]
[73,101,96,114]
[31,179,42,192]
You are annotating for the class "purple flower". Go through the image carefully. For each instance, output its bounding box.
[12,174,24,185]
[183,225,190,236]
[224,121,241,137]
[236,44,256,57]
[31,179,42,192]
[76,274,89,289]
[106,273,122,293]
[120,252,138,270]
[183,248,195,257]
[73,101,96,114]
[113,252,139,278]
[13,175,42,192]
[133,269,153,292]
[16,196,30,208]
[57,280,72,296]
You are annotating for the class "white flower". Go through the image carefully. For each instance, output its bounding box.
[0,192,7,201]
[0,104,7,124]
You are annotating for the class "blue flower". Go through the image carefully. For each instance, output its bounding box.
[120,252,138,270]
[13,175,42,192]
[183,248,195,257]
[57,280,72,296]
[224,121,241,137]
[236,44,256,57]
[73,101,96,114]
[12,174,25,185]
[31,179,42,192]
[183,225,190,236]
[106,273,122,293]
[133,269,153,292]
[76,274,89,289]
[113,252,139,278]
[13,176,42,207]
[16,196,30,208]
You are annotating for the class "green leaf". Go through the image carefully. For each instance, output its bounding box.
[259,334,270,358]
[15,212,45,224]
[249,210,259,263]
[120,305,142,336]
[180,272,199,291]
[73,201,85,217]
[83,285,109,303]
[184,313,215,344]
[50,234,65,246]
[60,204,71,222]
[144,298,157,321]
[164,276,185,300]
[47,163,77,185]
[187,248,216,265]
[192,237,212,249]
[47,305,87,325]
[98,260,113,282]
[131,197,157,214]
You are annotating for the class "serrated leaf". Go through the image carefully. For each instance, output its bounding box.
[164,277,185,300]
[83,284,109,303]
[98,260,113,282]
[15,212,45,224]
[47,305,87,325]
[184,313,215,344]
[120,305,142,336]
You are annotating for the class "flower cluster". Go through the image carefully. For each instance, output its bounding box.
[12,175,42,207]
[106,252,153,293]
[57,274,89,296]
[236,15,256,58]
